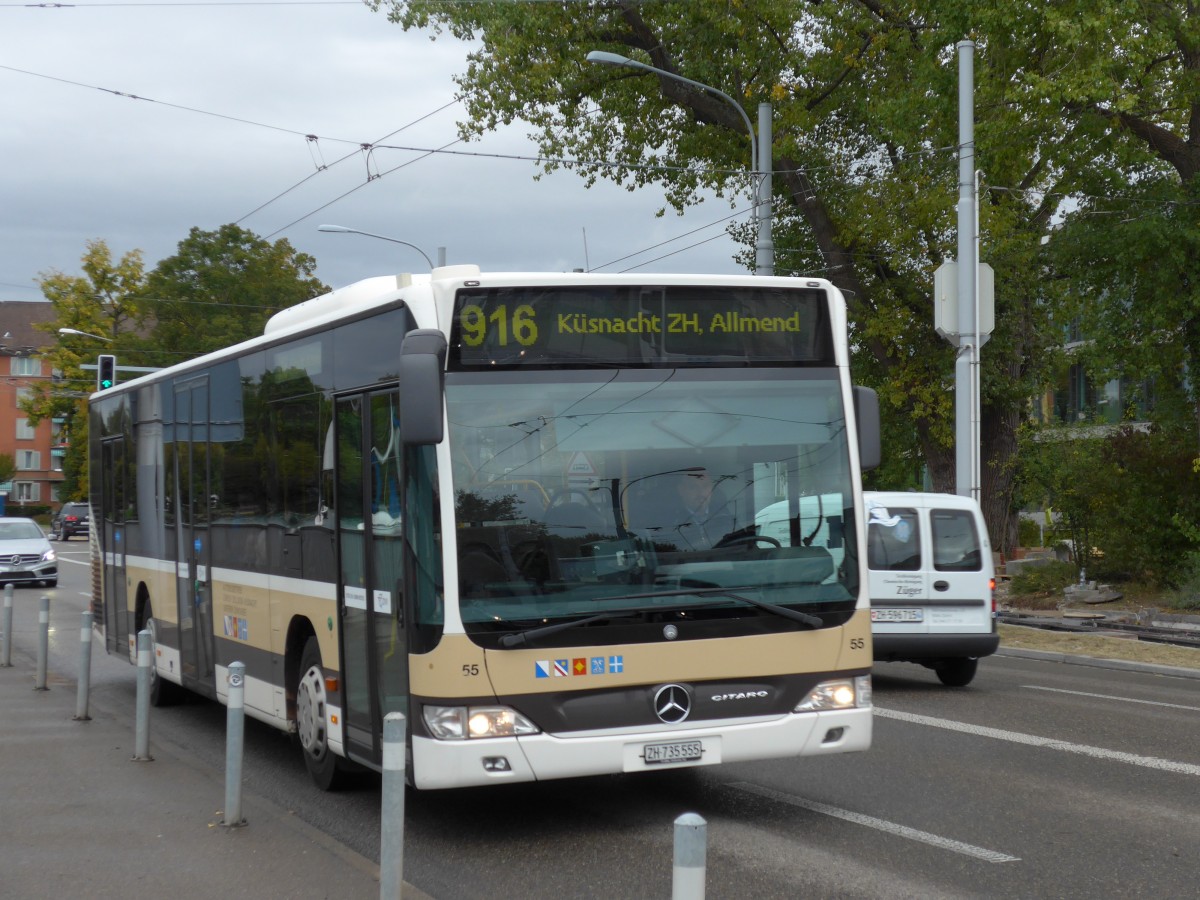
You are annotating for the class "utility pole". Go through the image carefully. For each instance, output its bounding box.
[756,102,774,276]
[934,41,993,501]
[955,40,977,500]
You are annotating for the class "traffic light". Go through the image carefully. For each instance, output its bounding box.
[96,354,117,391]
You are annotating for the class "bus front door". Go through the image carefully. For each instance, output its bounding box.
[335,390,409,768]
[173,378,215,693]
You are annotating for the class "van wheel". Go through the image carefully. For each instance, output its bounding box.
[296,637,346,791]
[934,658,979,687]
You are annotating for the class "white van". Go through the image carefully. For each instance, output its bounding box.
[864,492,998,686]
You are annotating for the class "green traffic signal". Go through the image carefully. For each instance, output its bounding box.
[97,354,117,391]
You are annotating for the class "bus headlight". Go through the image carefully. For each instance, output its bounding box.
[794,675,872,712]
[423,705,539,740]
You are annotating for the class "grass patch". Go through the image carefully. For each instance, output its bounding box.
[998,623,1200,670]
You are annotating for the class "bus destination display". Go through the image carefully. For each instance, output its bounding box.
[450,285,832,368]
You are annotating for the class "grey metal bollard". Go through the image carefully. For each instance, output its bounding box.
[34,595,50,691]
[222,662,247,827]
[74,611,92,721]
[1,584,12,667]
[672,812,707,900]
[379,712,407,900]
[133,629,153,761]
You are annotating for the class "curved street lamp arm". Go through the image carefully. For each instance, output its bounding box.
[585,51,757,173]
[317,224,435,269]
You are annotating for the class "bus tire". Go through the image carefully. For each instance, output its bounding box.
[144,604,181,707]
[297,636,346,791]
[934,657,978,687]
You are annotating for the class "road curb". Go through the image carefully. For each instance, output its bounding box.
[996,646,1200,680]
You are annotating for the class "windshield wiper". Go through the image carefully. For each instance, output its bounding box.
[498,610,640,648]
[672,586,824,629]
[496,586,823,649]
[596,585,824,629]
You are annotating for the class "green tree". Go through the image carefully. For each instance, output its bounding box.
[27,239,146,423]
[24,239,148,499]
[138,224,328,359]
[0,452,15,487]
[373,1,1107,551]
[1025,2,1200,451]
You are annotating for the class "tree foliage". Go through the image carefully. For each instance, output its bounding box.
[373,0,1125,549]
[26,227,327,502]
[138,224,327,359]
[27,239,147,425]
[23,239,147,501]
[1020,425,1200,586]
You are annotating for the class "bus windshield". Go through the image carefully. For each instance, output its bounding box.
[446,368,859,646]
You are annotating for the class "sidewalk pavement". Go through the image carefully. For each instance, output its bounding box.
[0,602,426,900]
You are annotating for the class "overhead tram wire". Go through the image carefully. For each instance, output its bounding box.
[3,58,926,272]
[0,64,378,143]
[7,1,363,6]
[235,99,462,226]
[0,60,744,271]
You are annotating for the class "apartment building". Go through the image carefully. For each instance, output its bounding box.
[0,302,63,512]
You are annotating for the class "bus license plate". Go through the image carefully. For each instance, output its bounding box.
[872,608,923,622]
[643,740,703,765]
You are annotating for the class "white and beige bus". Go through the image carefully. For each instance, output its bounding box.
[89,267,880,790]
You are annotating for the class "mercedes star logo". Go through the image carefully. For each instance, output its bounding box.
[653,684,691,724]
[9,555,19,566]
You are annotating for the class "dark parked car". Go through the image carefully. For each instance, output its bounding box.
[0,517,57,587]
[50,502,89,541]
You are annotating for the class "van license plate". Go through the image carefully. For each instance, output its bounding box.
[872,608,923,622]
[643,740,703,765]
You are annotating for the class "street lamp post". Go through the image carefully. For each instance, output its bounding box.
[58,328,113,342]
[586,50,774,275]
[318,224,444,269]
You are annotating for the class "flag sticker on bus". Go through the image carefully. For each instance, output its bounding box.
[222,616,248,641]
[536,657,623,677]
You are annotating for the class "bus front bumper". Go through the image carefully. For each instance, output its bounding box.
[411,706,872,790]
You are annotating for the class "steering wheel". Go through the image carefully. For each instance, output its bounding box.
[714,533,782,550]
[547,488,598,510]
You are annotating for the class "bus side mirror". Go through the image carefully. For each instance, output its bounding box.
[854,386,881,471]
[399,329,447,445]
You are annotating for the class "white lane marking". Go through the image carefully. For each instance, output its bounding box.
[1024,684,1200,712]
[876,707,1200,776]
[56,557,91,567]
[728,782,1019,863]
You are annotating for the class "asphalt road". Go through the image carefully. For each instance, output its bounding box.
[37,544,1200,898]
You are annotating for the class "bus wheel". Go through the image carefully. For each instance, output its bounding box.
[297,637,345,791]
[934,657,978,687]
[144,605,180,707]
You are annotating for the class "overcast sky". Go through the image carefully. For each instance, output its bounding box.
[1,1,751,307]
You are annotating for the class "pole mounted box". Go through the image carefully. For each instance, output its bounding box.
[934,261,994,346]
[96,354,117,391]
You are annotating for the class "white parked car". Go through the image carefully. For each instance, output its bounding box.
[0,517,57,588]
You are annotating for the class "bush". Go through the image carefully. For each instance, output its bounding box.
[1009,560,1079,598]
[1164,555,1200,612]
[1017,517,1044,547]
